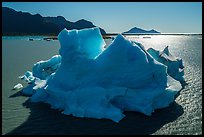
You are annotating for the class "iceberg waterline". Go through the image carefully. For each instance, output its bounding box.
[18,27,185,123]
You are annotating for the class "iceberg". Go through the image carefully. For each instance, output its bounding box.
[19,27,184,123]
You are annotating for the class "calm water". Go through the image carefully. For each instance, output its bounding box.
[2,35,202,135]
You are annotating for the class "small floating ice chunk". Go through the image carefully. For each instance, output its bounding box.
[13,83,23,90]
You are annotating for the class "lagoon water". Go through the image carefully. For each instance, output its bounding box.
[2,35,202,135]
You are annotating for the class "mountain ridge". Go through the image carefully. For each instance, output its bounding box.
[123,27,160,34]
[2,7,106,35]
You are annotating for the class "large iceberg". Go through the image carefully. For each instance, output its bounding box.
[19,27,184,123]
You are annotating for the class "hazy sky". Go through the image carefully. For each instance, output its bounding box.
[2,2,202,33]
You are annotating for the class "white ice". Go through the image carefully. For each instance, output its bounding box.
[18,27,184,123]
[13,83,23,90]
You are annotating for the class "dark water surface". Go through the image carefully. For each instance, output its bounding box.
[2,35,202,135]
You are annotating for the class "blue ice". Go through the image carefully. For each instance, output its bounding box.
[18,27,184,123]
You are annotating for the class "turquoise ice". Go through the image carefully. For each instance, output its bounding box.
[19,27,184,123]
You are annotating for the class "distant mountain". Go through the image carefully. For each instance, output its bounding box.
[2,7,106,35]
[123,27,160,34]
[43,17,106,34]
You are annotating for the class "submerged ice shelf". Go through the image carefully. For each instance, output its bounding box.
[18,27,185,123]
